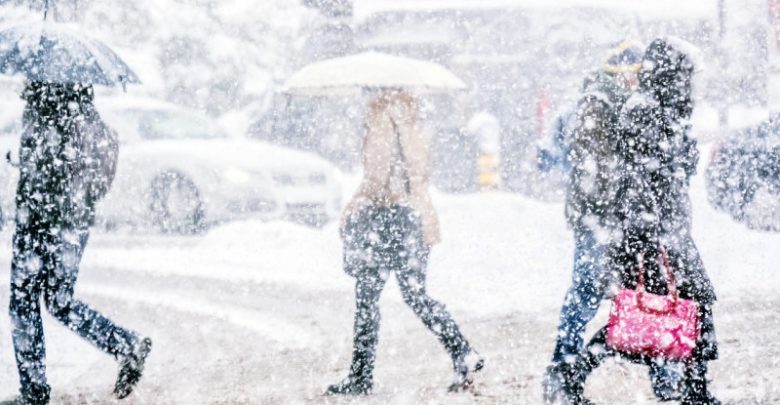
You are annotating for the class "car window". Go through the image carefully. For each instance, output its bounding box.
[135,110,225,140]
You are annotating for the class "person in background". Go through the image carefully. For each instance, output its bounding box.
[327,89,483,395]
[544,40,685,404]
[8,81,152,405]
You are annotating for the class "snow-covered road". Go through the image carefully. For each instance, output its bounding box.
[0,157,778,404]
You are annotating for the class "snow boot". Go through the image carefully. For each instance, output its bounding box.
[543,363,566,404]
[326,376,373,395]
[114,337,153,399]
[681,360,720,405]
[448,350,485,392]
[0,385,50,405]
[545,359,593,405]
[650,363,683,402]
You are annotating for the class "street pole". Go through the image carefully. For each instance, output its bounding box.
[718,0,728,132]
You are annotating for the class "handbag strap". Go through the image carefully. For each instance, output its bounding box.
[389,118,412,196]
[636,246,678,299]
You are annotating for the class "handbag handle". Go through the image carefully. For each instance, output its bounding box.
[636,247,679,312]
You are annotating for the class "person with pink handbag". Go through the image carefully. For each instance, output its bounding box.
[558,38,720,405]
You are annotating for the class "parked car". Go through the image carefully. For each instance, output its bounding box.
[0,97,342,233]
[706,114,780,232]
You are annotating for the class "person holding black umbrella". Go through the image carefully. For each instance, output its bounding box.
[6,81,152,405]
[0,19,150,405]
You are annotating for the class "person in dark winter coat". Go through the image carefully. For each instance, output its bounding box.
[326,90,483,396]
[545,41,682,404]
[8,81,152,405]
[559,38,720,405]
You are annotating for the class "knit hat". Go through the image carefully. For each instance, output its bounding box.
[603,40,644,74]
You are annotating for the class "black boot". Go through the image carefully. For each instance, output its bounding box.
[1,384,50,405]
[543,362,568,405]
[114,337,153,399]
[681,360,720,405]
[326,376,373,395]
[448,349,485,392]
[558,362,593,405]
[326,341,375,396]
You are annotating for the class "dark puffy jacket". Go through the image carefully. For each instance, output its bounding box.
[611,39,715,304]
[565,72,628,232]
[16,82,118,228]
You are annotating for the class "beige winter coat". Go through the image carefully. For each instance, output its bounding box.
[342,93,441,246]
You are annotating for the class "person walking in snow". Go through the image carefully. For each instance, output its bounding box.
[7,81,152,404]
[544,40,685,403]
[326,89,483,395]
[559,38,720,405]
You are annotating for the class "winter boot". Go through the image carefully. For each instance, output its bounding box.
[114,337,153,399]
[557,361,594,405]
[543,363,566,404]
[649,362,683,402]
[326,376,373,395]
[681,360,720,405]
[448,350,485,392]
[1,384,51,405]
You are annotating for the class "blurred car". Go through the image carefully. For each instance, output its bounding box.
[0,97,342,233]
[706,114,780,232]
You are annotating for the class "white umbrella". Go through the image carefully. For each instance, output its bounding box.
[283,51,467,96]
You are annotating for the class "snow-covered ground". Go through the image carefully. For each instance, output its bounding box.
[0,143,778,404]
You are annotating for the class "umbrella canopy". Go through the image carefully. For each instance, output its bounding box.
[0,22,140,86]
[283,51,466,96]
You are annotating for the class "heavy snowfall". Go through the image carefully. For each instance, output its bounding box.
[0,0,778,404]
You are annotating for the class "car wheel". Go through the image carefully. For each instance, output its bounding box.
[742,178,780,232]
[150,171,205,234]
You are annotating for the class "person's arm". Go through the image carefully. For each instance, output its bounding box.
[340,113,394,228]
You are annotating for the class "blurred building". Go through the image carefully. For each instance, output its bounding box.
[352,0,719,193]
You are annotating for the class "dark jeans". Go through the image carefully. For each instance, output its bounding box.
[552,229,607,364]
[10,219,138,399]
[342,205,471,382]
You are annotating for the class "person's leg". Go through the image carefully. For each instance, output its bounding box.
[550,229,607,365]
[681,304,720,405]
[554,326,614,405]
[648,360,685,401]
[42,227,138,359]
[390,210,481,391]
[394,245,471,361]
[327,229,388,395]
[9,225,51,403]
[348,269,387,385]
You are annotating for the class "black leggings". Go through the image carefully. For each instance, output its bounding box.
[342,205,471,381]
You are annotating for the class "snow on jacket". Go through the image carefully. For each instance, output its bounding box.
[611,38,715,304]
[342,91,441,246]
[564,72,628,234]
[16,82,119,228]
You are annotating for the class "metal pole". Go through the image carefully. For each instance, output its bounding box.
[718,0,728,131]
[43,0,49,21]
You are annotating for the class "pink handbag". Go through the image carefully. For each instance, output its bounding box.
[606,248,700,360]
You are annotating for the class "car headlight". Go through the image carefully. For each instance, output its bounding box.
[223,167,252,184]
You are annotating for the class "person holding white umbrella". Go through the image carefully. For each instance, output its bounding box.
[329,89,483,395]
[284,53,483,395]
